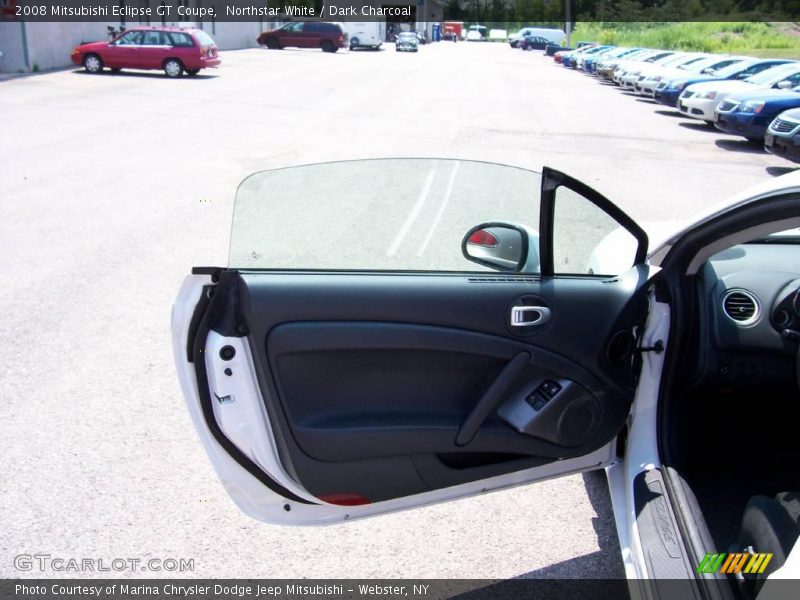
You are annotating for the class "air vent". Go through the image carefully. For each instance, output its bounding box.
[722,290,759,325]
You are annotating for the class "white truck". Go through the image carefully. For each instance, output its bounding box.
[343,22,385,50]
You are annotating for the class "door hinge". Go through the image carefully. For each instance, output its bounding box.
[637,340,664,354]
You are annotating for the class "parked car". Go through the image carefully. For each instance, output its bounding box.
[638,55,746,99]
[654,58,789,108]
[564,45,611,69]
[174,158,800,594]
[629,53,707,95]
[519,36,551,51]
[70,26,220,78]
[582,47,640,74]
[715,86,800,141]
[395,32,419,53]
[466,25,487,42]
[679,62,800,124]
[257,21,347,53]
[596,49,661,81]
[557,44,599,67]
[618,52,685,89]
[765,108,800,162]
[613,51,676,85]
[509,27,566,48]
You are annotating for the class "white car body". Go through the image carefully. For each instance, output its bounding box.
[678,79,764,121]
[618,53,689,88]
[173,164,800,593]
[633,54,708,96]
[466,25,486,42]
[679,63,800,121]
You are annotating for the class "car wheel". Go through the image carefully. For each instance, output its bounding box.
[349,38,359,51]
[321,40,336,53]
[265,37,279,50]
[163,58,184,78]
[83,54,103,74]
[187,69,200,76]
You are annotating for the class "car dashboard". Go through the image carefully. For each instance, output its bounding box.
[694,241,800,391]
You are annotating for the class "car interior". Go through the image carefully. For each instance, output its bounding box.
[660,231,800,594]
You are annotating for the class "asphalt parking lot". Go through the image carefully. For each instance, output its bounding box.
[1,40,794,580]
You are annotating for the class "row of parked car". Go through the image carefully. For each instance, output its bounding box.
[549,43,800,163]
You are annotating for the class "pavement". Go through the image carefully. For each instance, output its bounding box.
[0,41,794,580]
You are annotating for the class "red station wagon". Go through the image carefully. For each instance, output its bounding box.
[257,21,347,53]
[71,27,221,78]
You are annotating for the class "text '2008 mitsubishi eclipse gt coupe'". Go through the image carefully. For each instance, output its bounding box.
[173,158,800,597]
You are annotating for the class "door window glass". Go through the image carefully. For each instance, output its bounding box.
[229,159,542,272]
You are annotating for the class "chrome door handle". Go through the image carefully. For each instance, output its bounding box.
[510,306,550,326]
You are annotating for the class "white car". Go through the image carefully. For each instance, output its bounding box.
[466,25,486,42]
[174,158,800,596]
[630,53,709,95]
[679,62,800,123]
[611,50,678,83]
[639,55,747,98]
[617,52,687,88]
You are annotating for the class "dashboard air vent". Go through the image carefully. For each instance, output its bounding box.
[722,290,759,325]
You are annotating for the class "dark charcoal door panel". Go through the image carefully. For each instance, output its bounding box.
[219,269,650,503]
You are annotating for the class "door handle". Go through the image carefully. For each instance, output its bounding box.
[455,351,530,446]
[511,306,551,327]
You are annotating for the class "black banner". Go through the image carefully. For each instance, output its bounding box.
[2,0,799,23]
[5,579,800,600]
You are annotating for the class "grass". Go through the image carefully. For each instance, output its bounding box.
[571,22,800,57]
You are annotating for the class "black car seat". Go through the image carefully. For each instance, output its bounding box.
[738,492,800,591]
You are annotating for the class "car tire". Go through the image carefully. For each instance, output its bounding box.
[321,40,336,53]
[265,38,279,50]
[163,58,184,78]
[83,54,103,74]
[187,69,200,76]
[349,38,359,51]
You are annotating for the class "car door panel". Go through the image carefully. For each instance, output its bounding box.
[194,265,651,505]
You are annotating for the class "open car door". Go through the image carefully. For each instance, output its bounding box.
[172,159,652,524]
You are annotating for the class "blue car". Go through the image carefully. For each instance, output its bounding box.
[563,45,612,69]
[583,47,641,74]
[655,59,794,108]
[714,86,800,141]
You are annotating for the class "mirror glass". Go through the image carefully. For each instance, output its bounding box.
[463,225,525,271]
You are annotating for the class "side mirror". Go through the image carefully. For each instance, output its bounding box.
[776,80,793,89]
[461,222,539,272]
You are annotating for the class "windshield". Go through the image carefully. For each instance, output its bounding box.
[398,33,416,40]
[680,56,734,72]
[713,59,757,78]
[745,63,799,85]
